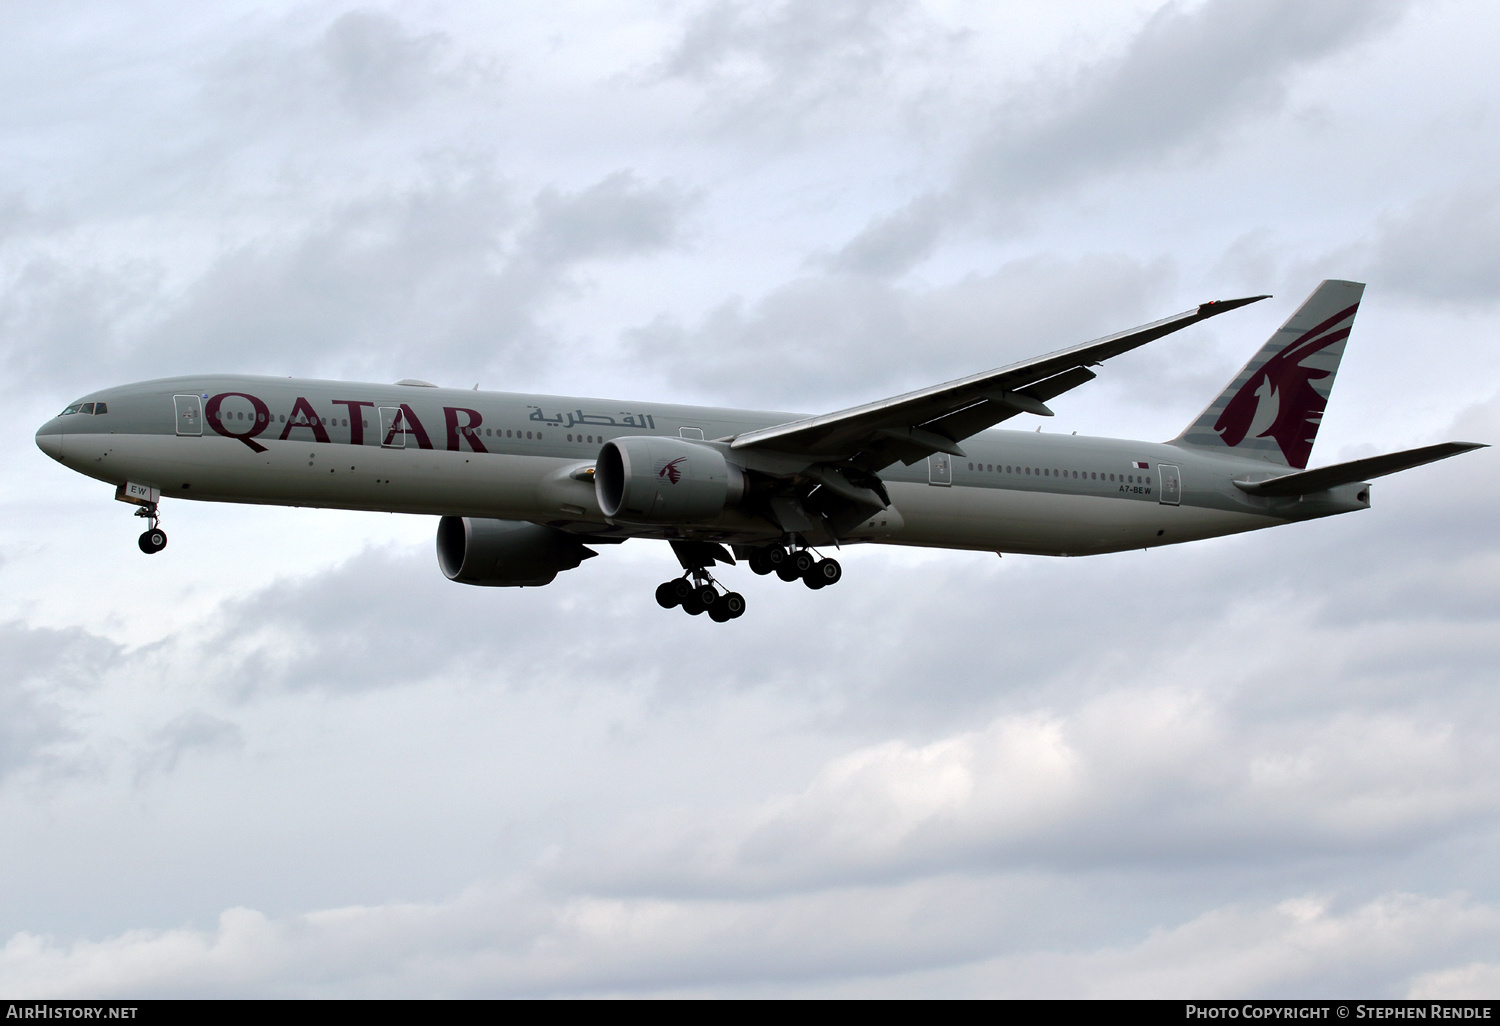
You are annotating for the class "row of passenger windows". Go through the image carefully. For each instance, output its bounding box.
[966,461,1147,485]
[60,402,107,416]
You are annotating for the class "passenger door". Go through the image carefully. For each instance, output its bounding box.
[1158,464,1181,505]
[379,407,407,448]
[173,395,202,436]
[928,453,952,486]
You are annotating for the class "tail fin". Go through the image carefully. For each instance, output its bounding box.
[1172,279,1364,468]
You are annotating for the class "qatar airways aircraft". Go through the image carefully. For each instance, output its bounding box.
[35,279,1483,621]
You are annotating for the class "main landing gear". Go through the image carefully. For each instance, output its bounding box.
[747,545,842,589]
[655,572,746,622]
[655,540,842,622]
[135,503,167,554]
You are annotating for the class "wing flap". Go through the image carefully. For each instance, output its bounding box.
[1233,441,1487,496]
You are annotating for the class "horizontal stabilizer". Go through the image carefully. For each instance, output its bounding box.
[1233,441,1487,496]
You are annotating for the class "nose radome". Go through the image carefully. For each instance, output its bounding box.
[35,422,64,461]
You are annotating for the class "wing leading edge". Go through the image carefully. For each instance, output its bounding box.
[729,295,1269,471]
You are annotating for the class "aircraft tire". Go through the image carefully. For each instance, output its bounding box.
[722,592,746,618]
[697,585,719,608]
[789,550,815,575]
[708,603,733,622]
[655,581,681,608]
[138,529,167,554]
[775,563,802,582]
[681,591,705,615]
[748,550,774,575]
[812,558,841,587]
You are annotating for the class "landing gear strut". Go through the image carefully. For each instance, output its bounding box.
[135,503,167,554]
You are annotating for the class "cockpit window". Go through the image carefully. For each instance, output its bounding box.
[60,404,83,416]
[80,403,95,414]
[92,402,107,415]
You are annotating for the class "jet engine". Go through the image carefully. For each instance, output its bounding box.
[436,517,596,587]
[595,435,746,525]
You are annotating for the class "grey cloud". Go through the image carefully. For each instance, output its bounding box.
[2,169,691,388]
[627,253,1170,409]
[1360,183,1500,304]
[202,8,475,127]
[658,0,937,136]
[525,173,690,267]
[834,0,1413,273]
[0,621,120,779]
[664,0,911,82]
[136,710,243,778]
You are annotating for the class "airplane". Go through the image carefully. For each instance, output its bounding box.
[34,279,1485,622]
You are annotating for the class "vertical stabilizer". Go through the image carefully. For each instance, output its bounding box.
[1172,279,1364,468]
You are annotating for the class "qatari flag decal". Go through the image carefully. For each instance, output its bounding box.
[1132,461,1149,469]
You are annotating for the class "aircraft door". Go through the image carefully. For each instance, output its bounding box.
[1159,464,1181,505]
[927,453,952,486]
[379,407,408,448]
[173,395,202,436]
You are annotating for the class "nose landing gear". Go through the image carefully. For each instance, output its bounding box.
[135,503,167,554]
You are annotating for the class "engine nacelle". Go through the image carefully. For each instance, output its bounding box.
[436,517,596,587]
[595,435,746,525]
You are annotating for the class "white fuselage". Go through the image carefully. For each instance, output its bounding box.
[36,374,1326,558]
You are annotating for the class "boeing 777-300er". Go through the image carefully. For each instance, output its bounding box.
[35,280,1486,621]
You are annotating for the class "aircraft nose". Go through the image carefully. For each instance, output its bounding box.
[35,420,65,462]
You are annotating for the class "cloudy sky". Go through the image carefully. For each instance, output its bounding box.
[3,0,1500,998]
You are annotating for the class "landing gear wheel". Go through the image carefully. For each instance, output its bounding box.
[138,529,167,554]
[697,585,719,608]
[681,590,706,615]
[721,592,746,619]
[709,602,733,622]
[748,550,774,575]
[778,550,813,582]
[656,581,682,608]
[804,558,841,589]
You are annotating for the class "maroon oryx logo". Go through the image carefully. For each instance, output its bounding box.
[656,456,688,484]
[1213,303,1357,469]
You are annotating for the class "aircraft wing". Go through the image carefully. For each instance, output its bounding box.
[729,295,1269,470]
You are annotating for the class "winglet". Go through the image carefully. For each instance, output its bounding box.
[1196,295,1272,318]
